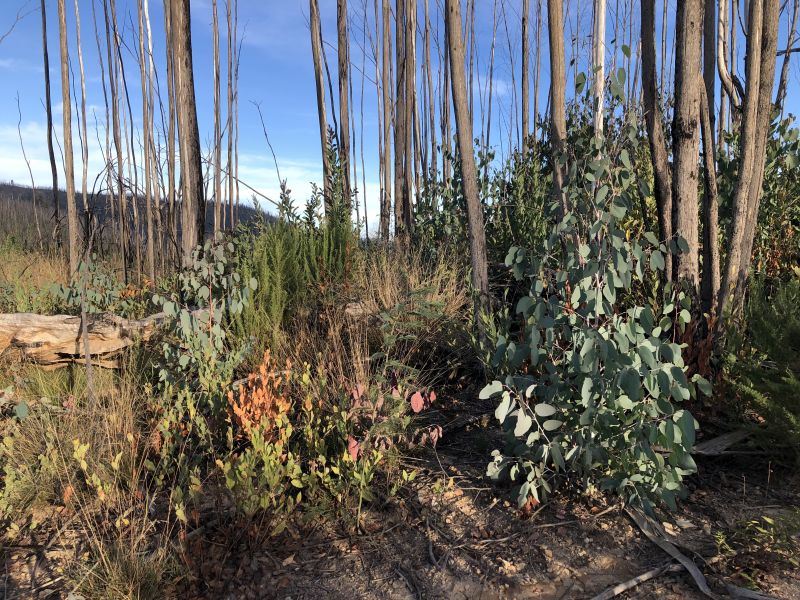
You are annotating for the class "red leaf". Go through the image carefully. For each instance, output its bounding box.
[410,391,425,413]
[347,436,360,461]
[429,390,437,403]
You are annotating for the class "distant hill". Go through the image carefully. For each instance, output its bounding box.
[0,181,274,250]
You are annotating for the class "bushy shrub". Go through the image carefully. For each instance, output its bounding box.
[482,113,710,513]
[723,274,800,456]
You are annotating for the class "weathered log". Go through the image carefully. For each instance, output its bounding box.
[0,311,171,368]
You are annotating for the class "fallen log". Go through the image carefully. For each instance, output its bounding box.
[0,311,175,368]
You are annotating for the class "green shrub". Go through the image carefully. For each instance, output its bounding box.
[481,106,710,513]
[724,275,800,456]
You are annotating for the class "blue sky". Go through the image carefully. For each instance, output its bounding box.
[0,1,798,233]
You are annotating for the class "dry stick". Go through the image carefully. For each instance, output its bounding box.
[625,506,715,598]
[590,562,683,600]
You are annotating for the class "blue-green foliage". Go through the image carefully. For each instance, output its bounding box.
[481,101,711,513]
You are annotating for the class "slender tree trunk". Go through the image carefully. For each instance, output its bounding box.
[57,0,79,274]
[485,0,498,182]
[642,0,674,281]
[337,0,352,209]
[226,0,235,231]
[424,0,436,183]
[163,0,177,266]
[406,0,417,231]
[381,0,392,240]
[40,0,60,244]
[444,0,489,313]
[671,0,703,291]
[73,0,89,220]
[212,0,222,237]
[104,0,127,282]
[442,31,451,186]
[718,0,741,109]
[395,0,409,243]
[522,0,530,154]
[547,0,568,217]
[700,0,719,312]
[660,0,668,92]
[699,79,720,314]
[310,0,332,211]
[719,0,781,315]
[143,0,161,271]
[171,0,205,263]
[592,0,606,137]
[775,0,798,113]
[533,0,541,150]
[137,0,155,283]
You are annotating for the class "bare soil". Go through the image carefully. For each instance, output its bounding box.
[3,397,799,600]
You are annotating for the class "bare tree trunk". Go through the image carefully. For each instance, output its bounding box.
[522,0,530,155]
[406,0,417,230]
[40,0,60,245]
[671,0,703,291]
[775,0,798,113]
[310,0,332,212]
[424,0,436,183]
[699,79,720,314]
[718,0,741,109]
[212,0,222,237]
[395,0,409,243]
[660,0,668,92]
[700,0,719,312]
[444,0,489,314]
[143,0,160,271]
[226,0,235,231]
[642,0,673,280]
[137,0,155,283]
[338,0,352,210]
[57,0,79,275]
[103,0,127,282]
[381,0,392,240]
[72,0,89,220]
[442,29,451,186]
[485,0,498,182]
[533,0,541,150]
[592,0,606,137]
[171,0,205,263]
[547,0,568,217]
[164,0,177,266]
[719,0,781,315]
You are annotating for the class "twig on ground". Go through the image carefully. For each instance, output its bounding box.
[394,566,421,599]
[589,562,682,600]
[625,506,716,598]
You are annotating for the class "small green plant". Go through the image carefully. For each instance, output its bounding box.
[52,258,148,317]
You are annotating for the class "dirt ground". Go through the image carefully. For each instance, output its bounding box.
[3,398,799,600]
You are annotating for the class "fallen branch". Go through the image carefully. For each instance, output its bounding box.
[0,310,205,368]
[590,562,683,600]
[625,506,716,598]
